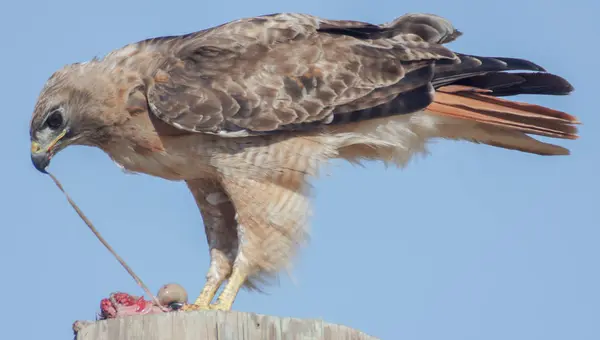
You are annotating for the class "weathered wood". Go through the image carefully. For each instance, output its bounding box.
[75,310,379,340]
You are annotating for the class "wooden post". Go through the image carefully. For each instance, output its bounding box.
[74,310,379,340]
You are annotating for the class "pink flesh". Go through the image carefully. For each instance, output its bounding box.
[99,292,170,319]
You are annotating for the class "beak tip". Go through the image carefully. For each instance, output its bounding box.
[31,152,50,173]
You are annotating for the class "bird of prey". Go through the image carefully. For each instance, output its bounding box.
[29,12,579,311]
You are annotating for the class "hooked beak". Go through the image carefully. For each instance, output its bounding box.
[31,141,50,173]
[30,129,68,173]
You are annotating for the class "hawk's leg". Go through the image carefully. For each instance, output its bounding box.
[208,178,260,311]
[207,174,308,311]
[209,260,250,311]
[209,222,255,311]
[184,179,238,310]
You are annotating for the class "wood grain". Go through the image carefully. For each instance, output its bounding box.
[74,310,379,340]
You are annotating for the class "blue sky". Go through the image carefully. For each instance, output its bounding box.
[1,1,598,339]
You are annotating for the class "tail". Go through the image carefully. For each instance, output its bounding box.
[425,54,579,155]
[320,13,580,155]
[384,14,580,155]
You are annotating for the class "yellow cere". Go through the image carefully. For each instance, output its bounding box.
[30,141,41,153]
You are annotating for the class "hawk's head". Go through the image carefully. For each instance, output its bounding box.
[29,62,132,172]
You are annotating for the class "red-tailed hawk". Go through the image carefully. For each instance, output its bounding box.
[29,12,579,311]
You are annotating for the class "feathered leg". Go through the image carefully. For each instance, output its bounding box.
[206,174,310,310]
[183,179,238,310]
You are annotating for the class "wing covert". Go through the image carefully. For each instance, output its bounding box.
[145,13,459,136]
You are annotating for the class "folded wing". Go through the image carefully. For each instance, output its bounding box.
[143,12,578,155]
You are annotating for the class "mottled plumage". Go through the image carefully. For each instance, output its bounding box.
[29,12,579,311]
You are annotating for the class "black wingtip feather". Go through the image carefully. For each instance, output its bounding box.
[456,54,546,73]
[432,53,556,89]
[453,72,574,97]
[492,57,547,72]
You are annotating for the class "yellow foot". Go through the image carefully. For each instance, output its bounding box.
[177,266,247,312]
[178,277,224,312]
[207,266,247,311]
[208,302,231,311]
[180,303,211,311]
[180,303,231,311]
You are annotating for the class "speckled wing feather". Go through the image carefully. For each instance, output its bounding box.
[143,12,574,140]
[144,13,459,136]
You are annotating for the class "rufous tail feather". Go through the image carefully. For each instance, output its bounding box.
[428,85,580,155]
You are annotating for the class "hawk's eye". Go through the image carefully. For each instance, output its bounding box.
[46,111,63,130]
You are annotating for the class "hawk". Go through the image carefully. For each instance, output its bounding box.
[29,12,579,311]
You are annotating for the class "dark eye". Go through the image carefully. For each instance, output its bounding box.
[46,111,63,130]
